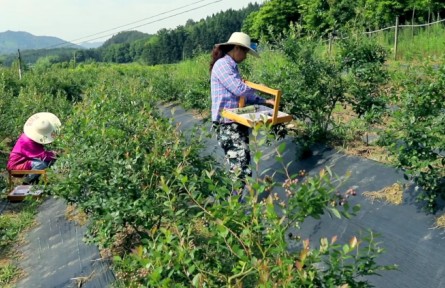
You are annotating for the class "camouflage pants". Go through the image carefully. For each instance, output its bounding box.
[214,122,251,182]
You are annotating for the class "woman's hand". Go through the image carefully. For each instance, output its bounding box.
[265,99,275,106]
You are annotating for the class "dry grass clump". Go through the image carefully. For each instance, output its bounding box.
[65,204,88,226]
[342,141,393,164]
[433,214,445,229]
[363,183,404,205]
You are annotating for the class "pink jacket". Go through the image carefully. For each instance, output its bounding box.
[7,133,56,170]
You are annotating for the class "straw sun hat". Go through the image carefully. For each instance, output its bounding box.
[23,112,61,144]
[216,32,259,57]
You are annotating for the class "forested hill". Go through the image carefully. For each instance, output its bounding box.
[101,31,152,48]
[0,30,80,55]
[0,3,261,67]
[91,3,261,65]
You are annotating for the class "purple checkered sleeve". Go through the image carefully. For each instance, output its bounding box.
[211,55,265,123]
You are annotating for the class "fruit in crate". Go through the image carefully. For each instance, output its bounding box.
[233,105,256,114]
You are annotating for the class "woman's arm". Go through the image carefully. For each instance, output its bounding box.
[21,140,56,162]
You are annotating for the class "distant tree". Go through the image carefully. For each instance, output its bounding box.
[115,43,131,63]
[242,0,300,41]
[34,55,60,71]
[358,0,444,28]
[299,0,358,36]
[404,0,445,23]
[129,39,146,62]
[360,0,407,28]
[185,19,196,27]
[141,36,161,65]
[0,48,78,66]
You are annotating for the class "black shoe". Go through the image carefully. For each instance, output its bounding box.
[22,178,39,185]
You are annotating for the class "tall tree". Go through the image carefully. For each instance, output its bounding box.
[299,0,359,35]
[242,0,300,41]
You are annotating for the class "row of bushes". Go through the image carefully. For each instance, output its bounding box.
[0,50,395,286]
[52,67,393,286]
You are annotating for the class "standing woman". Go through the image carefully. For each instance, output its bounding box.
[210,32,274,196]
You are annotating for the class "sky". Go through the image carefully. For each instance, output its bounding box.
[0,0,262,44]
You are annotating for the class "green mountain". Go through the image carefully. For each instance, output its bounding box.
[101,30,151,48]
[0,30,81,55]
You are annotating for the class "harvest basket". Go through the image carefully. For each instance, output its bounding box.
[220,81,292,127]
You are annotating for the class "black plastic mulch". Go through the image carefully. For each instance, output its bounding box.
[14,197,115,288]
[161,104,445,288]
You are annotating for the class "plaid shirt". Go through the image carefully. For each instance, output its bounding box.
[211,55,265,123]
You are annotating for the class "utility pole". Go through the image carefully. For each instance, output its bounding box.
[328,32,333,56]
[17,49,22,80]
[394,17,399,61]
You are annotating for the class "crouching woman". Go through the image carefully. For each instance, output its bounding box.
[7,112,61,184]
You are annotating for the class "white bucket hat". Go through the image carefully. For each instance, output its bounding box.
[216,32,259,57]
[23,112,61,144]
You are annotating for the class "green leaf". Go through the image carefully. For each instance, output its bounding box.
[217,224,229,238]
[188,265,196,275]
[342,244,350,254]
[278,142,286,154]
[192,273,202,287]
[328,207,342,219]
[253,151,262,164]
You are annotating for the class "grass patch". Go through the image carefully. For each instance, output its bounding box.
[0,260,20,287]
[0,198,39,286]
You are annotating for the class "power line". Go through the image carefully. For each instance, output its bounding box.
[126,0,222,31]
[66,0,211,44]
[48,0,222,49]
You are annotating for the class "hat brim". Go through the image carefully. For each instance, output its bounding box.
[216,42,259,57]
[23,112,61,144]
[24,128,55,144]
